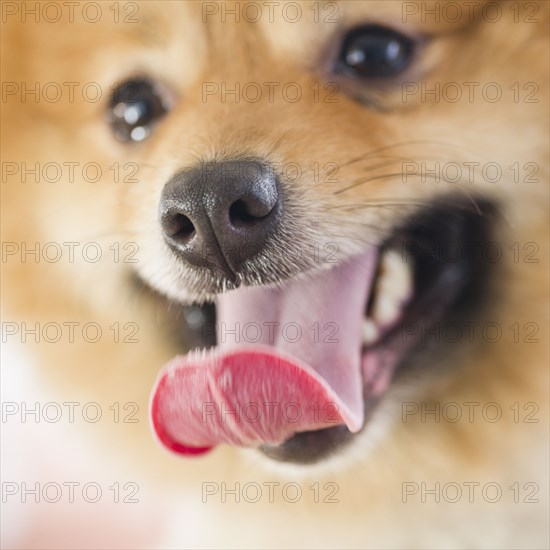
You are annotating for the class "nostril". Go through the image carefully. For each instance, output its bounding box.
[229,199,274,227]
[229,200,257,225]
[169,213,195,243]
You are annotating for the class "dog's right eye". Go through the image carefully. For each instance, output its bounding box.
[335,25,416,79]
[107,79,169,143]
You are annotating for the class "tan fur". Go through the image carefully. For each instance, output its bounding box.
[2,1,549,548]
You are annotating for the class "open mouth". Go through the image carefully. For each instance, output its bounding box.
[150,197,495,464]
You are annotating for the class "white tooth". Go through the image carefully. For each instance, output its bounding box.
[362,318,379,346]
[369,249,414,327]
[372,294,401,326]
[378,250,413,302]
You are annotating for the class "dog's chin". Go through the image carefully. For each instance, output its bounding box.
[142,194,496,466]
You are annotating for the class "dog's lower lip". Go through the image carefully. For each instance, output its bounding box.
[260,425,355,464]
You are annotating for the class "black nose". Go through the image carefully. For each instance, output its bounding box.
[159,159,282,279]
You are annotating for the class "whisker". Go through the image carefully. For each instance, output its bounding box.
[335,172,409,194]
[337,140,488,170]
[268,129,296,157]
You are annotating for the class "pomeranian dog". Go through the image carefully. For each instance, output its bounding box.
[2,1,548,548]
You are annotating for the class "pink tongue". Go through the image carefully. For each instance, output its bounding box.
[150,252,378,455]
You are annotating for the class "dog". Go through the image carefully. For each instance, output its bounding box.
[2,1,548,547]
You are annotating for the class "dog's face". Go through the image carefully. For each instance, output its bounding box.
[4,1,548,471]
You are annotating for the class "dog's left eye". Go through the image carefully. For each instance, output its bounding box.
[107,79,169,143]
[335,25,415,79]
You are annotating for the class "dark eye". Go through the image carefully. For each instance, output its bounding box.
[107,79,169,143]
[336,25,415,79]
